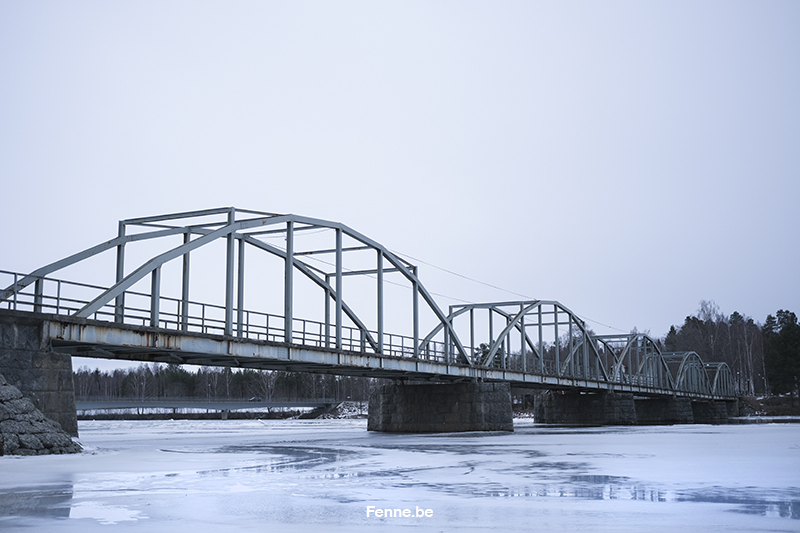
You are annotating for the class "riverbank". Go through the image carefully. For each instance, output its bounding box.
[740,395,800,416]
[76,401,368,421]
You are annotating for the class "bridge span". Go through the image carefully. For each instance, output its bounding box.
[1,207,738,433]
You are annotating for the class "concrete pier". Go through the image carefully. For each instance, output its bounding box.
[691,400,730,424]
[533,391,637,425]
[534,391,739,425]
[635,397,694,424]
[368,381,513,433]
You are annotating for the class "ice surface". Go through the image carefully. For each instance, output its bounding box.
[0,419,798,532]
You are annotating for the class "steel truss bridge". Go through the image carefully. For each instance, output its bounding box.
[1,208,735,401]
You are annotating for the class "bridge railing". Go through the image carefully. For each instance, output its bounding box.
[1,270,116,318]
[0,269,451,362]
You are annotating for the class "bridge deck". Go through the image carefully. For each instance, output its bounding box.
[37,312,733,401]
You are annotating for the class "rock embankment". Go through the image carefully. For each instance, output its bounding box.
[316,401,368,419]
[0,373,81,455]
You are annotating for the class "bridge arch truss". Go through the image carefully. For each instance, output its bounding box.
[1,207,736,400]
[1,208,470,363]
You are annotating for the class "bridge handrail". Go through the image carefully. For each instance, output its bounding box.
[0,269,450,361]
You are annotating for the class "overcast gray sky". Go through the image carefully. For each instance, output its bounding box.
[2,1,798,353]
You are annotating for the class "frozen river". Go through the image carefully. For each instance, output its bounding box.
[1,419,798,532]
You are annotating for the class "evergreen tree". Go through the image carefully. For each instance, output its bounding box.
[764,310,800,399]
[664,326,679,352]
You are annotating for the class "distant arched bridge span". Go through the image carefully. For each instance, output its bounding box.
[1,207,736,401]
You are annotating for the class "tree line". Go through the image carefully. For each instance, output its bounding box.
[73,364,378,402]
[663,300,798,398]
[73,300,800,400]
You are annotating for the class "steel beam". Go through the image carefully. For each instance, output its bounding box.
[335,228,342,350]
[237,238,245,337]
[324,277,331,348]
[115,221,126,323]
[520,308,525,373]
[225,210,235,336]
[412,266,419,358]
[181,231,190,331]
[150,266,161,327]
[285,220,294,343]
[33,278,43,313]
[377,249,384,354]
[554,305,560,376]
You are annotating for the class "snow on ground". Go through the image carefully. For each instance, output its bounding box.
[318,401,368,419]
[0,419,798,532]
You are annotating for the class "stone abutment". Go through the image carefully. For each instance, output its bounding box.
[0,311,78,437]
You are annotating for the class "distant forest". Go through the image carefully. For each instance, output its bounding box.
[73,300,799,400]
[662,301,796,396]
[73,365,378,402]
